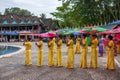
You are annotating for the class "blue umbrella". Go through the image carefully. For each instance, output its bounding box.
[74,32,81,36]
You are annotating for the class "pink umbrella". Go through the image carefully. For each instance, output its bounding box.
[79,30,87,33]
[87,26,94,28]
[40,32,57,38]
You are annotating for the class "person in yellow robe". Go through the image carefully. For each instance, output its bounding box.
[35,37,44,67]
[48,37,54,66]
[66,35,75,69]
[75,36,81,54]
[80,34,88,69]
[90,34,98,68]
[23,38,32,66]
[53,37,56,54]
[106,35,116,70]
[56,35,63,67]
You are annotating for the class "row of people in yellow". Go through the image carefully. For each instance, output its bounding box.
[23,34,115,70]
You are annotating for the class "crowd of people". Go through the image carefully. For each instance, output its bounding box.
[23,34,120,70]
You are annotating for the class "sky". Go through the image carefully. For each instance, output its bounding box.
[0,0,62,18]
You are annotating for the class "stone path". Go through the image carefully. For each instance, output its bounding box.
[0,42,120,80]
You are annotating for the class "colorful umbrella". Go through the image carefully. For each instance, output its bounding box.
[92,27,107,32]
[39,32,57,38]
[87,26,94,28]
[74,32,81,36]
[79,30,87,33]
[82,28,92,32]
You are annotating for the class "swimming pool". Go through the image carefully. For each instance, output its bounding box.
[0,46,21,56]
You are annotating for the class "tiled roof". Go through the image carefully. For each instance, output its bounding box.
[40,18,59,30]
[0,14,42,26]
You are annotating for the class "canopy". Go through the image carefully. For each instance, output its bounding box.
[101,20,120,29]
[39,32,57,38]
[92,27,107,32]
[82,28,92,32]
[2,31,19,36]
[19,31,32,34]
[74,32,81,36]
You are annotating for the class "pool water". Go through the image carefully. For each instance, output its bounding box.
[0,46,20,56]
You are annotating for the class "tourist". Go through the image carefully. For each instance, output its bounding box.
[48,37,54,66]
[103,35,109,54]
[35,37,44,67]
[75,35,81,54]
[56,35,63,67]
[23,38,32,66]
[80,34,88,69]
[66,34,74,69]
[98,35,104,57]
[106,35,116,70]
[90,34,98,68]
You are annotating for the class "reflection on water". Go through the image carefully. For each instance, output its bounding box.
[0,45,20,56]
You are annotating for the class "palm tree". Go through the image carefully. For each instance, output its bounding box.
[40,13,46,19]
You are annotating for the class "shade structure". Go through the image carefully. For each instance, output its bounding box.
[99,30,114,34]
[82,28,92,32]
[79,30,87,33]
[56,29,66,35]
[74,28,81,31]
[87,26,94,28]
[28,34,40,36]
[101,20,120,29]
[112,27,120,33]
[39,32,57,38]
[63,29,74,35]
[2,31,19,36]
[74,32,81,36]
[19,31,32,35]
[92,27,107,32]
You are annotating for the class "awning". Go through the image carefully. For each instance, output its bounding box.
[2,31,19,36]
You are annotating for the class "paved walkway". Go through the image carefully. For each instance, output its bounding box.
[0,42,120,80]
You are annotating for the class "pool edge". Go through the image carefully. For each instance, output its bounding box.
[0,45,25,58]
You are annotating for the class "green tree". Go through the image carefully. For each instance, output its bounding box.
[52,0,120,27]
[4,7,33,16]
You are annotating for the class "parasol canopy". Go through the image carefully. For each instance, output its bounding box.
[92,27,107,32]
[39,32,57,38]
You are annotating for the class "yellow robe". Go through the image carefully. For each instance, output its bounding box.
[106,40,115,70]
[56,39,63,67]
[75,37,81,54]
[48,40,54,66]
[90,38,98,68]
[25,41,32,66]
[80,38,88,68]
[37,40,44,66]
[66,39,74,68]
[53,38,56,54]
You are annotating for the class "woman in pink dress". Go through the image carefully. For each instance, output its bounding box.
[103,35,109,54]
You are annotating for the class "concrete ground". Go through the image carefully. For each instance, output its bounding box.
[0,42,120,80]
